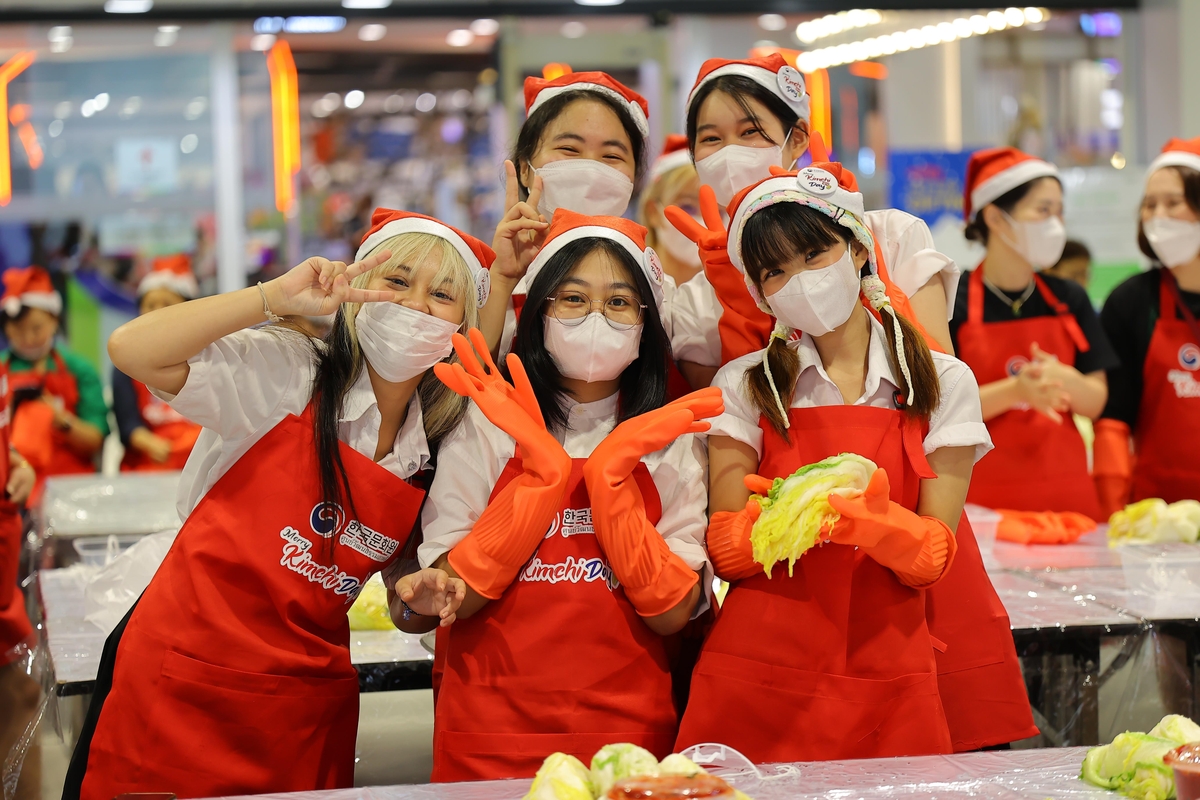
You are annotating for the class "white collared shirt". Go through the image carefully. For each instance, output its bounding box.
[709,313,992,461]
[418,391,712,605]
[156,327,431,521]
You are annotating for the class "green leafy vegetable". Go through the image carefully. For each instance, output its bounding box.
[658,753,704,777]
[524,753,594,800]
[1150,714,1200,746]
[590,744,660,797]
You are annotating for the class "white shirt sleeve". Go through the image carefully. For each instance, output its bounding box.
[706,352,767,456]
[670,273,722,368]
[924,354,993,462]
[864,209,960,319]
[418,405,514,568]
[155,327,314,442]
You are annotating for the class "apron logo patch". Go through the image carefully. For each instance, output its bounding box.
[279,526,363,601]
[310,502,347,538]
[1005,355,1030,377]
[308,502,398,562]
[1179,343,1200,371]
[545,507,595,539]
[1168,369,1200,399]
[519,555,618,590]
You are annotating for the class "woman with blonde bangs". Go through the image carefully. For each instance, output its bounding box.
[63,211,492,800]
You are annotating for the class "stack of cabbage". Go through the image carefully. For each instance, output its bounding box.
[749,453,876,577]
[347,574,395,631]
[524,743,748,800]
[1081,714,1200,799]
[1109,500,1200,546]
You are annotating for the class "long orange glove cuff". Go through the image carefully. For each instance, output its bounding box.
[706,508,760,582]
[1093,418,1133,519]
[703,248,774,363]
[587,479,699,618]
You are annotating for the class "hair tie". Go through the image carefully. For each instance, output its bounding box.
[860,277,915,407]
[763,321,792,429]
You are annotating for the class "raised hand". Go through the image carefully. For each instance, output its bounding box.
[665,184,727,255]
[265,249,398,318]
[435,328,545,428]
[491,160,549,287]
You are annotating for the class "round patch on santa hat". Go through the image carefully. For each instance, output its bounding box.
[797,167,838,197]
[777,66,806,105]
[645,247,664,286]
[476,268,491,310]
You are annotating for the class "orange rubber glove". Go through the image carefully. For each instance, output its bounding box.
[705,474,772,581]
[1093,418,1133,520]
[994,510,1096,544]
[826,469,958,588]
[665,185,772,363]
[436,329,572,600]
[583,389,724,617]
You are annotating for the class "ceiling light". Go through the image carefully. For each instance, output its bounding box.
[104,0,152,12]
[341,0,391,7]
[953,18,973,38]
[970,15,990,34]
[988,11,1008,30]
[93,92,110,111]
[383,94,404,113]
[49,36,73,53]
[561,21,587,38]
[446,29,475,47]
[358,24,386,41]
[470,19,500,36]
[250,34,276,51]
[415,92,436,113]
[48,26,72,41]
[184,96,207,120]
[81,99,96,118]
[937,21,956,42]
[154,25,178,46]
[1005,7,1026,26]
[180,134,198,154]
[758,14,787,32]
[1024,7,1046,24]
[343,89,365,109]
[574,0,625,5]
[48,120,63,138]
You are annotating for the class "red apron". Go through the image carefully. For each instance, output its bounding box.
[71,405,424,800]
[1132,271,1200,503]
[677,404,952,762]
[956,270,1100,518]
[432,454,678,781]
[121,379,202,472]
[0,365,31,666]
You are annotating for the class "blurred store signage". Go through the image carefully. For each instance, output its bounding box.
[114,137,178,194]
[888,150,970,226]
[254,16,346,35]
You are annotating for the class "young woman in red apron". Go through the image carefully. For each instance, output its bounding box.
[951,148,1116,519]
[2,267,107,503]
[677,166,992,762]
[420,213,718,781]
[479,71,650,356]
[1096,138,1200,513]
[62,210,493,800]
[113,254,203,472]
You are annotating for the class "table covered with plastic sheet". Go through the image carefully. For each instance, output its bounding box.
[201,747,1112,800]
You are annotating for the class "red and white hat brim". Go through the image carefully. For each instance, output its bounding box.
[4,291,61,317]
[688,63,811,123]
[529,83,650,138]
[526,225,665,311]
[648,148,694,184]
[138,271,198,300]
[969,159,1059,219]
[1149,151,1200,178]
[357,217,491,307]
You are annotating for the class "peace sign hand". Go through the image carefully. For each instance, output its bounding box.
[265,249,398,318]
[664,184,727,257]
[491,160,549,287]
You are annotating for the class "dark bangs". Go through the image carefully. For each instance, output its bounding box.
[686,74,800,153]
[741,203,846,290]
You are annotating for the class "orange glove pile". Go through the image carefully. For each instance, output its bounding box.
[993,510,1097,545]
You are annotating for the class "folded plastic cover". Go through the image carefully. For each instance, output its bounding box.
[39,472,183,537]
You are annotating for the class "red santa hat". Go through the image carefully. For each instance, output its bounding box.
[1149,137,1200,177]
[524,209,665,311]
[524,71,650,139]
[687,54,811,124]
[964,147,1059,221]
[138,253,198,300]
[648,134,693,184]
[356,209,497,308]
[2,266,62,318]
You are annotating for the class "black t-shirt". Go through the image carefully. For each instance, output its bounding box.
[110,366,144,447]
[949,270,1119,375]
[1100,268,1200,426]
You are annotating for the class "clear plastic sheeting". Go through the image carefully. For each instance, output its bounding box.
[2,634,53,800]
[203,748,1114,800]
[990,526,1122,571]
[83,530,177,634]
[38,472,182,538]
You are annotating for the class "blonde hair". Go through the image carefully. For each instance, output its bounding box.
[637,162,699,252]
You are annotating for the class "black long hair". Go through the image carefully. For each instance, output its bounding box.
[686,74,800,154]
[511,89,647,200]
[509,237,670,432]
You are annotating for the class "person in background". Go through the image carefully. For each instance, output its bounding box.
[480,71,650,356]
[638,135,715,392]
[421,212,715,781]
[674,54,959,363]
[112,255,203,472]
[952,147,1117,520]
[2,267,107,502]
[1045,240,1093,291]
[678,164,987,762]
[1095,137,1200,514]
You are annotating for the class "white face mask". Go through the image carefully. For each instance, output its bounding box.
[764,248,862,336]
[1144,217,1200,268]
[999,213,1067,271]
[535,159,634,219]
[543,313,642,383]
[356,301,460,383]
[655,214,702,271]
[695,144,782,208]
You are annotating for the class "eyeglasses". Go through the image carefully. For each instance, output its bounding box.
[546,291,646,330]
